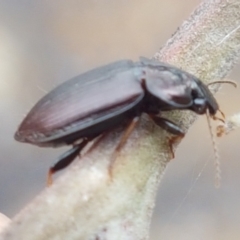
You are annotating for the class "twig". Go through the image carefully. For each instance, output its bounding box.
[1,0,240,239]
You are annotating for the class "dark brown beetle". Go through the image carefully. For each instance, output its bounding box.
[15,57,221,184]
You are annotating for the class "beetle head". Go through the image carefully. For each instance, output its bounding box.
[140,64,218,117]
[139,58,219,115]
[190,78,219,116]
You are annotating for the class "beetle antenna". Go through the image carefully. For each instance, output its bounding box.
[207,79,237,88]
[206,110,221,188]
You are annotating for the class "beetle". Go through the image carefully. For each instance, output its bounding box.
[14,57,221,184]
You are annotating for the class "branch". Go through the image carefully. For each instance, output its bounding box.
[1,0,240,239]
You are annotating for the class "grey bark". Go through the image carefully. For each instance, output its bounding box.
[1,0,240,239]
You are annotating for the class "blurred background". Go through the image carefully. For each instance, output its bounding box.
[0,1,240,239]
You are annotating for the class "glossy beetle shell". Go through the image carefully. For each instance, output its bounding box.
[15,58,218,148]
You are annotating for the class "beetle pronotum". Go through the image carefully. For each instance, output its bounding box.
[15,57,226,184]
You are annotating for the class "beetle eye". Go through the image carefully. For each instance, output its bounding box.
[192,98,207,114]
[191,88,199,98]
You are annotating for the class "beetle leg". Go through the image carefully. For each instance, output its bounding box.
[86,133,109,154]
[116,116,140,152]
[167,135,184,159]
[109,116,140,177]
[47,138,89,185]
[150,115,185,158]
[150,115,185,135]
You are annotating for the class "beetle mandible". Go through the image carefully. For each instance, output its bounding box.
[15,57,222,184]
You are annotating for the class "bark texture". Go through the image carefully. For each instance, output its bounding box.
[1,0,240,239]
